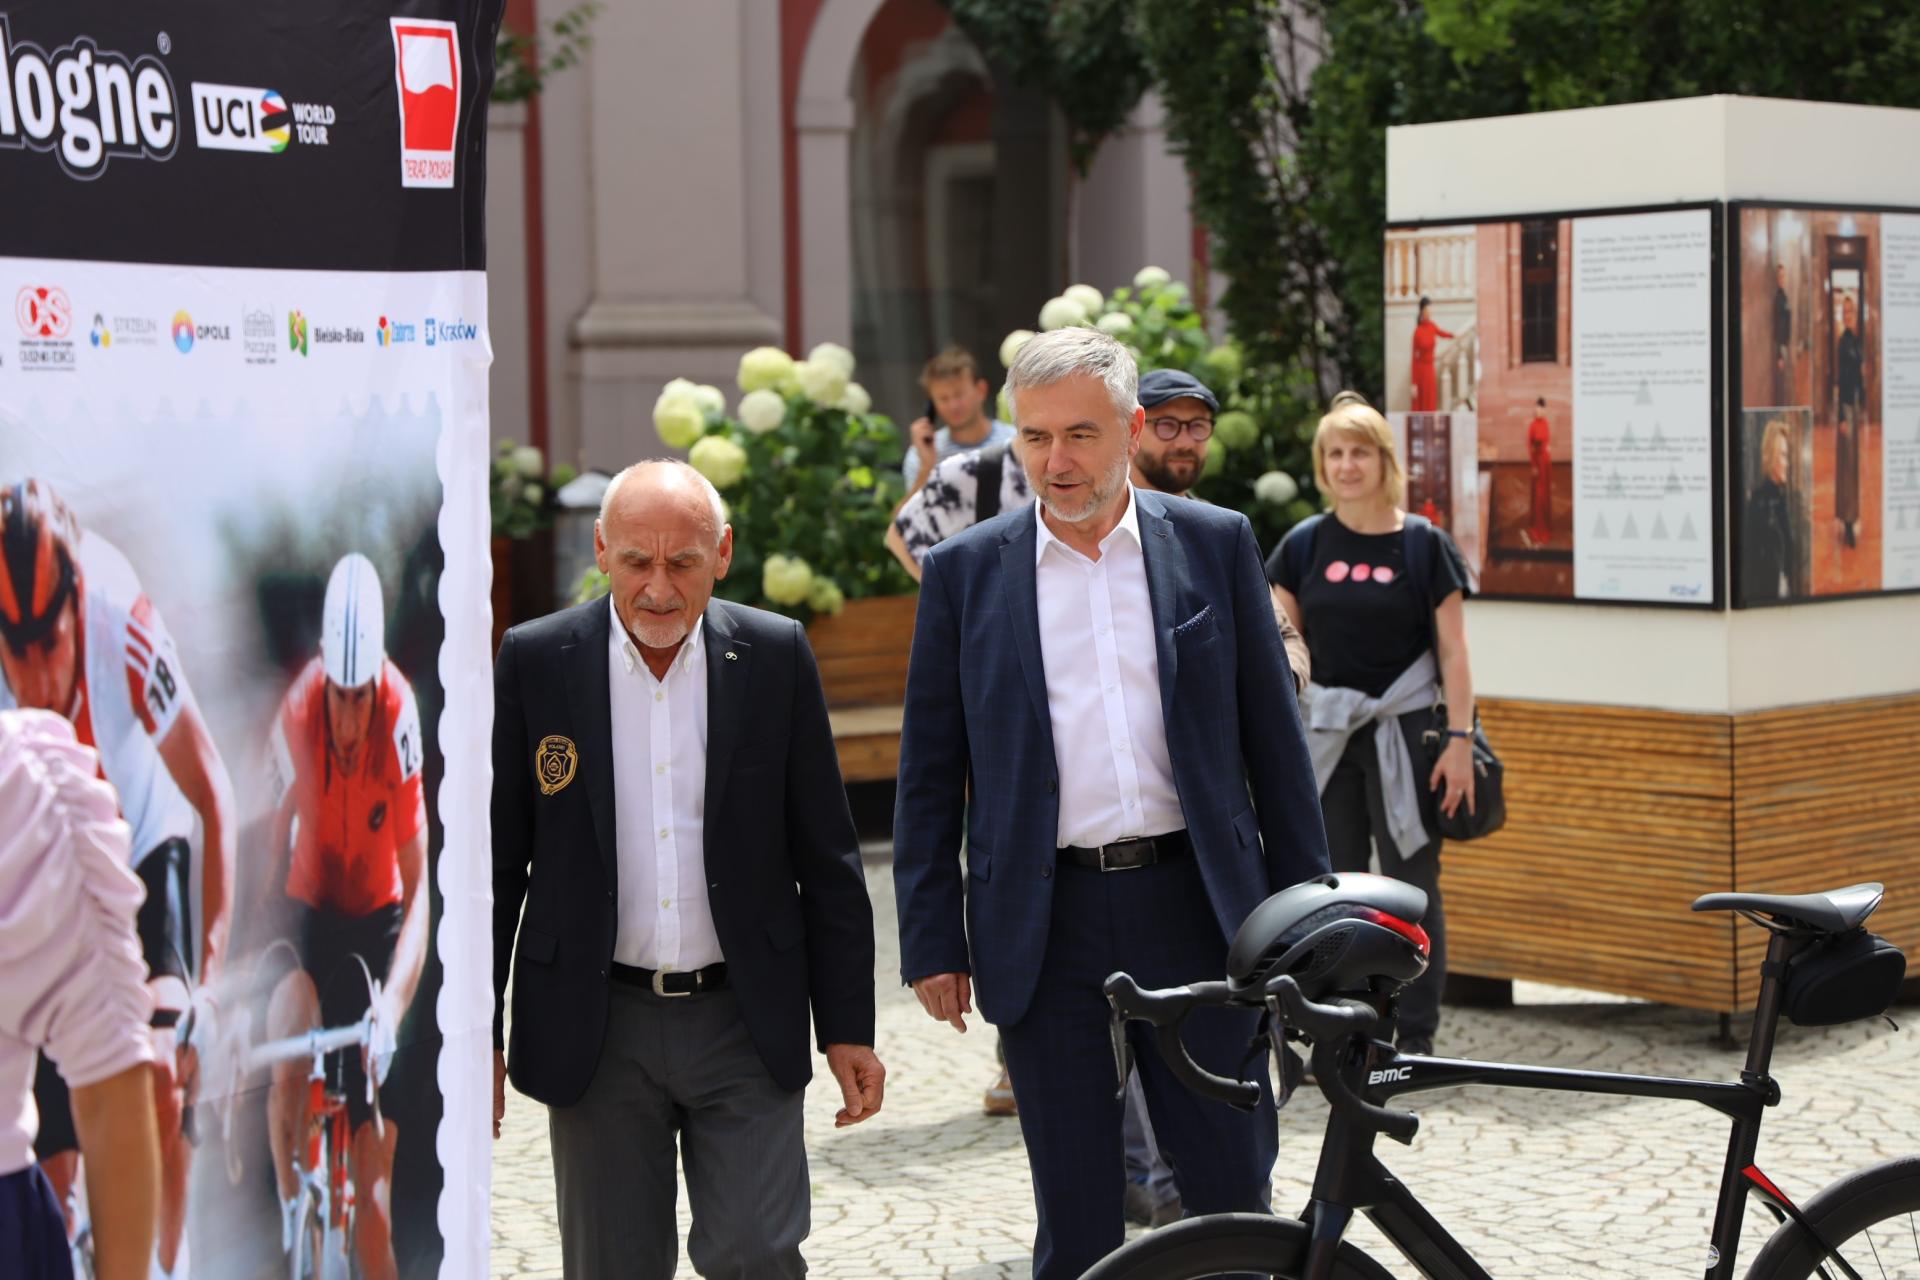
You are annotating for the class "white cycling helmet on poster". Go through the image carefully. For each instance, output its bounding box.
[320,552,385,689]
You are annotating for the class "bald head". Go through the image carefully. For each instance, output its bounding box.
[595,460,734,661]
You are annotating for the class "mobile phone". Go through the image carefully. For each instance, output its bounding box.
[923,399,938,428]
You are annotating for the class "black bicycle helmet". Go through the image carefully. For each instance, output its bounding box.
[1226,873,1431,1002]
[0,479,80,650]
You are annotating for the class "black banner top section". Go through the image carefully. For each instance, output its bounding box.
[0,0,505,272]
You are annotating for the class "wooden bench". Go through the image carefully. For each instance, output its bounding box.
[808,594,916,784]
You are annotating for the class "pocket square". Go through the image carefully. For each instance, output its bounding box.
[1173,605,1216,635]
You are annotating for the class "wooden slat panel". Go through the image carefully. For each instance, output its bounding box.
[1446,696,1738,1011]
[807,594,919,709]
[1730,692,1920,1010]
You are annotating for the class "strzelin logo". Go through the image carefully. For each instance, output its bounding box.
[288,309,308,356]
[89,313,109,348]
[0,17,179,179]
[172,309,194,353]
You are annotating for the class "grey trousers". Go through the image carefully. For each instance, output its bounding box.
[547,983,809,1279]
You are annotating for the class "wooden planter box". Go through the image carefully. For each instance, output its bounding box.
[806,593,917,784]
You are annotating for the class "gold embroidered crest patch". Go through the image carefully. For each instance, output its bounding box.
[535,735,579,796]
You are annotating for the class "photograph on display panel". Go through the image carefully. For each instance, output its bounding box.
[1390,206,1717,606]
[1732,203,1920,605]
[0,396,450,1279]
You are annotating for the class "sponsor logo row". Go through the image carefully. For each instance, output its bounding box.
[9,283,477,374]
[0,14,461,188]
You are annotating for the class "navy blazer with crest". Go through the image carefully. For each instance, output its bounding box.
[492,596,875,1105]
[893,488,1330,1026]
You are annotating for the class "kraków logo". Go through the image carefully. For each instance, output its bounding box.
[423,316,477,347]
[0,17,179,179]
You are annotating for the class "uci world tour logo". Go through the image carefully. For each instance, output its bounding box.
[191,83,290,153]
[172,310,194,353]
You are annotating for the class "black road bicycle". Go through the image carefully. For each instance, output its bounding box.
[1086,873,1912,1280]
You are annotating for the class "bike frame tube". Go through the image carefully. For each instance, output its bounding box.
[1299,933,1797,1280]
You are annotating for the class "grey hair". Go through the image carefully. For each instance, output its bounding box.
[600,459,729,546]
[1004,326,1139,425]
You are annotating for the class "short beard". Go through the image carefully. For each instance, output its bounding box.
[1135,449,1201,496]
[1039,452,1132,524]
[625,603,690,651]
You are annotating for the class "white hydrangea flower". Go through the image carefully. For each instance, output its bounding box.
[794,358,849,408]
[1064,283,1105,316]
[839,382,872,416]
[1133,265,1171,289]
[738,345,796,393]
[999,329,1034,367]
[807,342,856,379]
[1096,312,1134,336]
[761,553,816,606]
[653,386,706,448]
[511,444,545,478]
[688,435,748,489]
[693,384,727,417]
[1038,295,1088,330]
[522,483,544,507]
[806,577,846,616]
[737,389,787,435]
[1255,470,1300,505]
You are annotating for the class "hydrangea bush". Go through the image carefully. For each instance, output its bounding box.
[1011,267,1319,552]
[577,344,913,622]
[491,439,578,540]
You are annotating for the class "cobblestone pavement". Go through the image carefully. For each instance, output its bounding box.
[492,856,1920,1278]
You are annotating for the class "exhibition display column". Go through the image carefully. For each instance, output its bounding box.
[1385,96,1920,1014]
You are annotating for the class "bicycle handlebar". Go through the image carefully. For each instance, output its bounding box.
[1102,974,1263,1113]
[1264,976,1421,1145]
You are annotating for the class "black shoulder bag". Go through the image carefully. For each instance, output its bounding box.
[1398,515,1505,843]
[974,441,1008,522]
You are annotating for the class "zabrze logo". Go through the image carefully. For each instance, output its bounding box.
[288,310,308,356]
[390,18,459,189]
[172,310,194,353]
[16,286,71,339]
[0,17,180,179]
[190,83,290,154]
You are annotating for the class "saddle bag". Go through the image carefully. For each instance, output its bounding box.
[1781,928,1907,1028]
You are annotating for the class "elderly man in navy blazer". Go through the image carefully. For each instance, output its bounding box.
[893,327,1330,1279]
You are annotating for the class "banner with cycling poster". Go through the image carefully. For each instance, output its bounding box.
[0,3,501,1277]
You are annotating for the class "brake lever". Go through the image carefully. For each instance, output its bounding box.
[1107,1006,1134,1101]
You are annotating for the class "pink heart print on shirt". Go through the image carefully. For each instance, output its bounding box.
[1325,560,1350,583]
[1324,561,1396,584]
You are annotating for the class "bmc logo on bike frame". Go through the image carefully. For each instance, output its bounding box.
[1368,1065,1413,1086]
[0,17,180,179]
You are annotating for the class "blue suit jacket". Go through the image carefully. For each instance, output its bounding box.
[893,489,1331,1026]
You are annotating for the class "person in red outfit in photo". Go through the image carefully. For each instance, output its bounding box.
[1524,399,1553,548]
[1409,297,1454,413]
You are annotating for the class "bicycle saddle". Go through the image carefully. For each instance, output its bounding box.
[1690,882,1884,934]
[1227,872,1430,1002]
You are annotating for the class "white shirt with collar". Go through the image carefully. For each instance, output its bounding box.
[1034,486,1186,849]
[606,597,722,971]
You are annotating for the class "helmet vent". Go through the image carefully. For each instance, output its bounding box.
[1296,924,1354,976]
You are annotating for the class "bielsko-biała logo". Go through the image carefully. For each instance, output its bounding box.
[0,16,180,179]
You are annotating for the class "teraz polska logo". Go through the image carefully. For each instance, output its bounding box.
[0,16,180,179]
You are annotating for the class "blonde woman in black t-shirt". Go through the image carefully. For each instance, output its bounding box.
[1263,393,1476,1055]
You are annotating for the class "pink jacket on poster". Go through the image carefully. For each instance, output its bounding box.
[0,709,155,1176]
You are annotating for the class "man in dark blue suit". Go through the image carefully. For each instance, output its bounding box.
[894,327,1331,1278]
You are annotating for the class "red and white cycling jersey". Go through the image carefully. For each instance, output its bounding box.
[0,531,195,864]
[268,656,426,917]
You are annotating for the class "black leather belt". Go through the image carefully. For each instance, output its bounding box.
[611,961,728,997]
[1061,830,1191,872]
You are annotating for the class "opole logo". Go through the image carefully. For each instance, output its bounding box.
[172,310,194,353]
[190,82,290,154]
[0,17,180,179]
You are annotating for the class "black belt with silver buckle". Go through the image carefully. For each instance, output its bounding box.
[1061,830,1191,872]
[611,961,728,997]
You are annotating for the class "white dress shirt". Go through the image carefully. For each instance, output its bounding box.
[1034,487,1186,848]
[606,598,722,971]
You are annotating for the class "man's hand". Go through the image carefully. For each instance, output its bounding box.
[824,1043,886,1128]
[911,972,972,1033]
[492,1049,506,1140]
